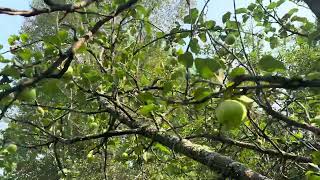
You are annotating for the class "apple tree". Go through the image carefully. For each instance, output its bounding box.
[0,0,319,179]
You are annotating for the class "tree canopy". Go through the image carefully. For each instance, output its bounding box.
[0,0,319,179]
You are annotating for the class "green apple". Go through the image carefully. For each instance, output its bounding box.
[42,118,51,126]
[88,115,95,122]
[225,34,236,45]
[6,144,17,153]
[37,107,45,116]
[216,100,247,130]
[18,88,36,102]
[87,151,95,162]
[89,122,99,129]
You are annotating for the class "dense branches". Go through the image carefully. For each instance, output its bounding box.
[0,0,319,179]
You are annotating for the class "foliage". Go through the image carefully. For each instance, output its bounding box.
[0,0,319,179]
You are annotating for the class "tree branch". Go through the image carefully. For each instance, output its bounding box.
[186,134,311,163]
[59,129,141,144]
[0,0,98,17]
[233,75,320,89]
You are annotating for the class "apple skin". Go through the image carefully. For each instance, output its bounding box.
[225,34,236,45]
[89,122,99,129]
[7,144,17,153]
[18,88,36,102]
[216,100,247,130]
[37,107,45,116]
[87,151,95,162]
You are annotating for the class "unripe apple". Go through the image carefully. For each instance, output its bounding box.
[225,34,236,45]
[6,144,17,153]
[18,88,36,102]
[216,100,247,130]
[88,115,95,122]
[42,118,51,126]
[89,122,99,129]
[87,151,95,162]
[37,107,45,116]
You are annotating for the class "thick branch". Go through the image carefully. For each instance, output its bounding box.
[0,0,98,17]
[186,134,311,163]
[233,75,320,89]
[259,103,320,135]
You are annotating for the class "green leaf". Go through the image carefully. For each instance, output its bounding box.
[236,95,254,106]
[17,49,32,61]
[58,30,68,41]
[163,81,173,94]
[0,56,11,63]
[204,20,216,29]
[267,2,278,9]
[40,79,62,98]
[154,143,171,154]
[43,35,61,47]
[189,38,200,54]
[242,14,249,23]
[195,58,221,78]
[83,70,101,82]
[75,43,87,54]
[247,3,256,11]
[178,52,194,68]
[137,92,155,104]
[235,8,247,14]
[144,18,152,35]
[1,66,20,79]
[225,21,238,30]
[8,35,19,45]
[199,32,207,42]
[230,67,246,79]
[139,104,156,115]
[291,16,308,23]
[269,36,279,49]
[305,170,320,180]
[135,5,147,18]
[194,87,211,101]
[222,12,231,23]
[306,72,320,80]
[20,33,29,43]
[44,44,58,57]
[114,0,126,5]
[312,151,320,165]
[277,0,286,6]
[258,55,286,72]
[33,51,43,61]
[183,8,199,24]
[287,8,298,16]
